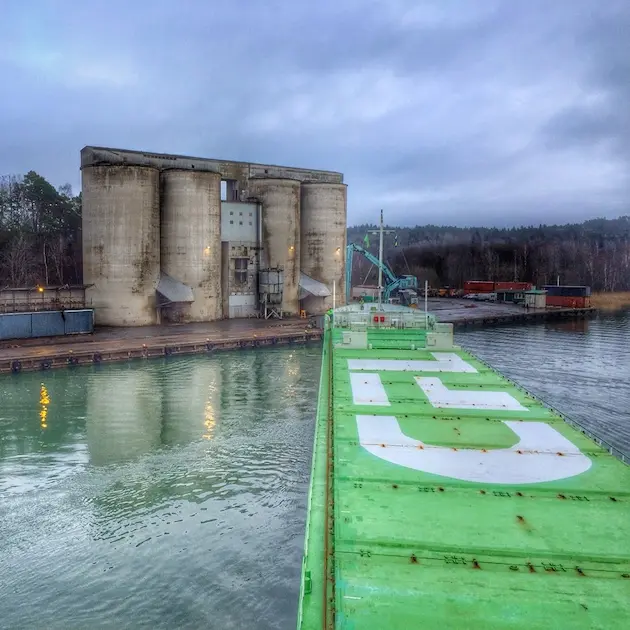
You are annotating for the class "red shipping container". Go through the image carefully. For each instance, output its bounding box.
[494,282,533,291]
[464,281,495,295]
[546,296,590,308]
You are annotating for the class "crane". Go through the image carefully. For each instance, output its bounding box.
[345,243,418,304]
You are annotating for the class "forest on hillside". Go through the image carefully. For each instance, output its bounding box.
[348,217,630,292]
[1,170,629,292]
[0,172,82,288]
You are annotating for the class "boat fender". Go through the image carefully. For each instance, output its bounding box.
[41,360,51,370]
[11,360,21,373]
[93,353,102,363]
[164,346,173,356]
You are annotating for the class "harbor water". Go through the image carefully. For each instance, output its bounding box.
[0,346,321,630]
[0,312,628,629]
[458,311,630,459]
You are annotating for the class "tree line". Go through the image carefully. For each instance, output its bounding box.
[348,217,630,292]
[1,170,628,293]
[0,172,82,288]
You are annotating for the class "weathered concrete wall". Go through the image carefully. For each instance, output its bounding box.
[300,183,347,312]
[248,178,301,316]
[82,165,160,326]
[81,146,343,193]
[160,169,222,322]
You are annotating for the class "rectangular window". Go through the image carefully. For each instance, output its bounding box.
[233,257,248,284]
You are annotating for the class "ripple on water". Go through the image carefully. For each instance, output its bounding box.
[0,346,320,630]
[458,312,630,457]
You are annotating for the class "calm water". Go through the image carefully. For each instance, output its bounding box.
[0,346,321,630]
[1,314,629,630]
[457,311,630,459]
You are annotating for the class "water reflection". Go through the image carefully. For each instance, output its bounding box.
[545,318,590,334]
[161,360,221,445]
[86,366,163,466]
[40,383,50,430]
[0,347,321,630]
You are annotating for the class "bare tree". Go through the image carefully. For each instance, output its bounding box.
[1,234,35,286]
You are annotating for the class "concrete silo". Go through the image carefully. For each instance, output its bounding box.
[300,182,347,312]
[248,178,301,315]
[160,169,222,322]
[82,165,160,326]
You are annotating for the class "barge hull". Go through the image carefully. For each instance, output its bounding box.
[298,306,630,629]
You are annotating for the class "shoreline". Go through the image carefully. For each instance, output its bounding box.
[0,300,597,375]
[0,318,322,375]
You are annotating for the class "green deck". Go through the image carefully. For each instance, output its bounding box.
[297,307,630,629]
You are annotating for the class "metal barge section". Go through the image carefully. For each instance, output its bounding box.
[297,304,630,629]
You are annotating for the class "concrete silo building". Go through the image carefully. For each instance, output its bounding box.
[300,182,347,313]
[80,146,346,326]
[81,164,161,326]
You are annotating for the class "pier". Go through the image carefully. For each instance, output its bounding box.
[426,298,595,329]
[0,318,321,374]
[0,299,597,375]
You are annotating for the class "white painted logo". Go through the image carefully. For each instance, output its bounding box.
[350,373,390,406]
[347,353,478,373]
[347,356,591,484]
[415,377,528,411]
[356,416,592,484]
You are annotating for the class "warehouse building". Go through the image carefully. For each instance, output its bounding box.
[80,146,347,326]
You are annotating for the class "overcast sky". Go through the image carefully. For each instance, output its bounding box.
[1,0,628,227]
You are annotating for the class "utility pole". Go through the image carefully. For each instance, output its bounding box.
[365,210,395,308]
[378,209,384,308]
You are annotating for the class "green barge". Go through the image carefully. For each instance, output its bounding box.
[297,303,630,629]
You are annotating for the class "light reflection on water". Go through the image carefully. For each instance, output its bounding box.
[0,346,321,630]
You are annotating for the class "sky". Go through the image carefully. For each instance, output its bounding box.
[1,0,628,227]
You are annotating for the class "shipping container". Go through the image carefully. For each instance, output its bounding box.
[0,313,32,340]
[546,295,590,308]
[543,285,591,298]
[64,309,95,335]
[31,311,65,338]
[494,281,533,291]
[463,281,495,295]
[464,281,532,295]
[0,309,94,341]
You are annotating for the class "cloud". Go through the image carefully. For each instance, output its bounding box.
[0,0,628,226]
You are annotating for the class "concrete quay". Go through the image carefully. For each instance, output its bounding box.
[0,318,321,374]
